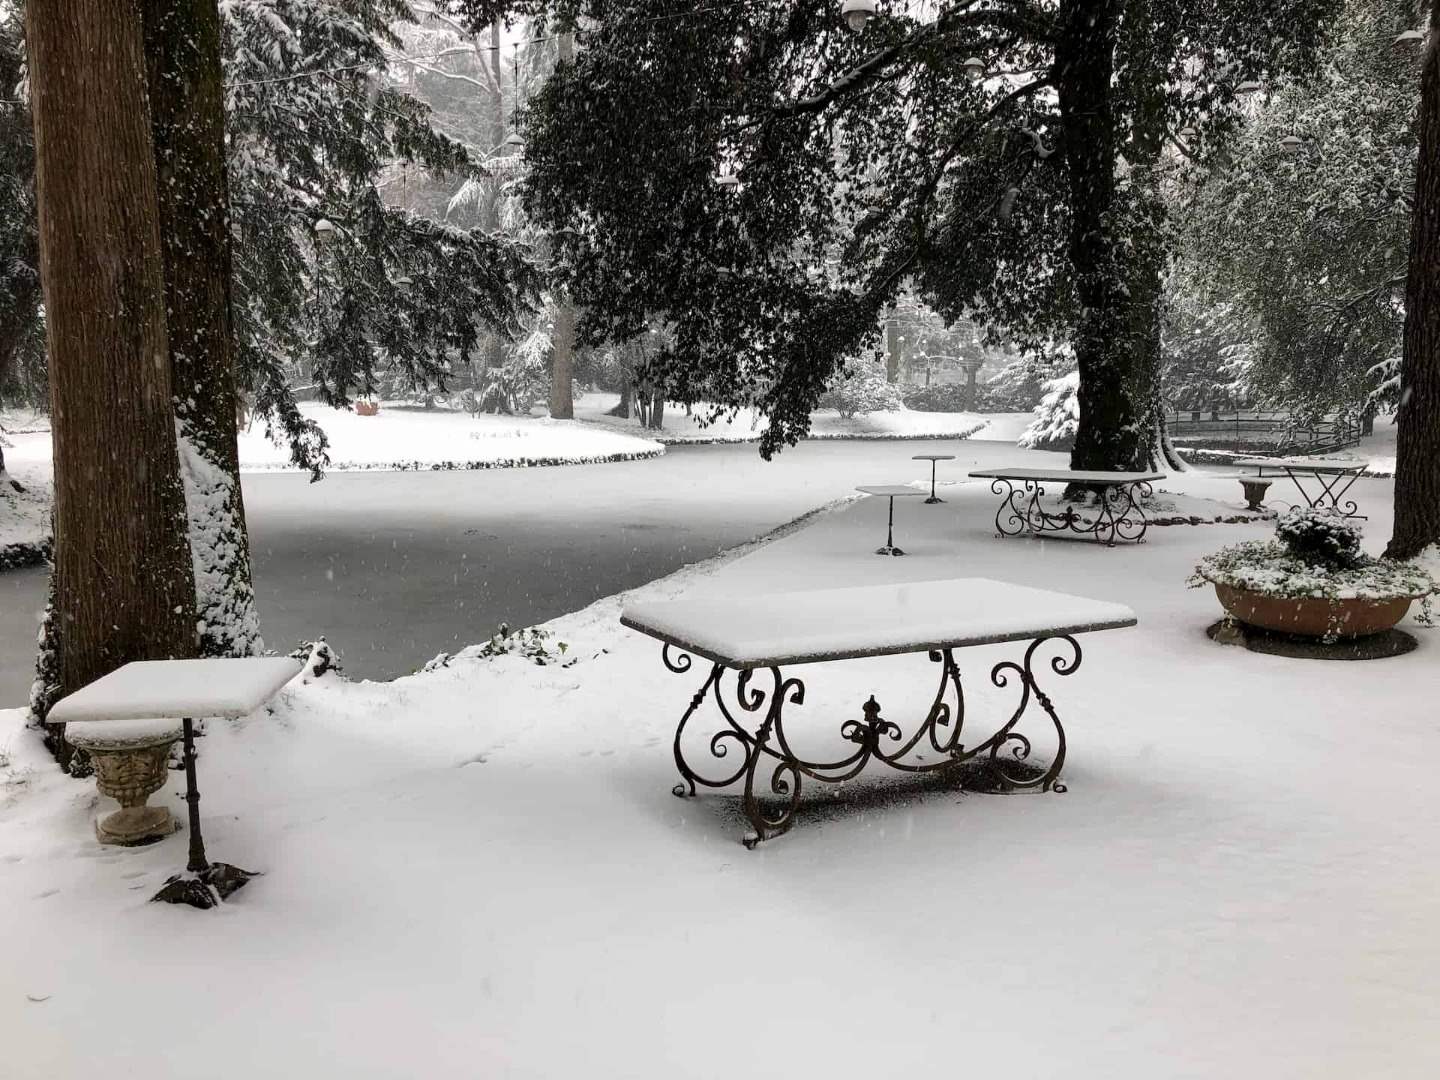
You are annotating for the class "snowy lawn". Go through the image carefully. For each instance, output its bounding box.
[0,425,52,568]
[1,467,1436,1078]
[237,400,664,470]
[573,390,994,442]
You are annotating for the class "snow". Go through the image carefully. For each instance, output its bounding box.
[572,391,991,443]
[621,577,1137,667]
[970,467,1165,483]
[0,423,51,568]
[0,466,1436,1078]
[61,716,184,749]
[236,400,664,471]
[45,658,304,723]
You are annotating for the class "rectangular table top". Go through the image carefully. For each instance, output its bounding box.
[621,577,1136,669]
[968,468,1165,484]
[1235,457,1366,474]
[46,657,305,724]
[856,485,926,497]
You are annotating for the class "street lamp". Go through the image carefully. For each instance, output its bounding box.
[841,0,876,33]
[313,217,336,246]
[1394,28,1426,48]
[716,169,741,189]
[395,275,414,296]
[1236,79,1263,96]
[961,56,985,81]
[1279,134,1305,154]
[503,131,525,151]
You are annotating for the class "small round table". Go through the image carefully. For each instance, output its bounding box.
[912,454,957,503]
[856,485,926,556]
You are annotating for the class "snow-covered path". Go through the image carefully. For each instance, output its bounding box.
[1,467,1433,1079]
[0,436,1042,706]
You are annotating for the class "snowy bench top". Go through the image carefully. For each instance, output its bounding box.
[46,657,304,724]
[968,468,1165,485]
[1234,457,1366,474]
[621,577,1136,669]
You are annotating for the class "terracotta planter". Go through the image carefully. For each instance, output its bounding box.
[1213,582,1413,639]
[355,400,379,416]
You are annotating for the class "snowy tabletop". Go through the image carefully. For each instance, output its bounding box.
[621,577,1136,669]
[46,657,304,724]
[1234,457,1367,474]
[969,468,1165,484]
[911,454,956,461]
[856,485,926,498]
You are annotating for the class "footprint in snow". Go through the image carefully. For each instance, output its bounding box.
[33,888,58,899]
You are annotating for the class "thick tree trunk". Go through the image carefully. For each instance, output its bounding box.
[548,297,576,419]
[141,0,263,657]
[25,0,196,736]
[1055,0,1148,474]
[1389,10,1440,560]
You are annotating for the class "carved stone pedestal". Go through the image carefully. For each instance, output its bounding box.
[64,719,183,847]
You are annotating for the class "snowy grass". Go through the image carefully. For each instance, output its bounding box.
[237,401,665,471]
[1,466,1435,1078]
[572,391,992,443]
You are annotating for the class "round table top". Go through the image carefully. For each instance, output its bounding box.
[856,485,927,498]
[912,454,957,461]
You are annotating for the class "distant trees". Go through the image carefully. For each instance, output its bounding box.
[0,11,41,421]
[457,0,1337,470]
[1178,0,1418,424]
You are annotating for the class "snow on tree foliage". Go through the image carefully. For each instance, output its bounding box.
[1019,370,1080,451]
[1177,0,1417,424]
[817,361,903,419]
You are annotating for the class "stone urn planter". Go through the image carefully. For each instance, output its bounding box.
[1211,582,1414,639]
[64,717,184,845]
[1191,507,1434,646]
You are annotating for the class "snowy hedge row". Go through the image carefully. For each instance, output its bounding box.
[648,423,987,446]
[242,447,668,472]
[0,538,49,571]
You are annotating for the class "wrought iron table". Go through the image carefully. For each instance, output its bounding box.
[968,468,1165,545]
[856,485,925,555]
[621,578,1136,848]
[911,454,957,503]
[47,657,304,908]
[1234,457,1368,518]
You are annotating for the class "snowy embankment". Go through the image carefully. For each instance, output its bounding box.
[0,415,51,569]
[572,391,991,443]
[237,401,664,471]
[1,467,1436,1078]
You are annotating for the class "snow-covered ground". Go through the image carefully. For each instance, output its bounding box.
[0,420,51,568]
[573,391,996,442]
[1,467,1435,1079]
[237,400,664,471]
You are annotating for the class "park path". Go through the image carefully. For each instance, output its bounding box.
[0,436,1055,706]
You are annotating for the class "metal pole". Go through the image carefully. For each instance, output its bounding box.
[181,718,208,874]
[886,496,896,548]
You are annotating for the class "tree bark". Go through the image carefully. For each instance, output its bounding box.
[548,296,576,419]
[1055,0,1148,475]
[885,311,901,384]
[25,0,197,731]
[141,0,263,657]
[1388,8,1440,560]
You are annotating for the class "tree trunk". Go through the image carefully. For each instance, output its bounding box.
[885,312,901,383]
[141,0,263,657]
[548,297,576,419]
[1055,0,1148,475]
[25,0,197,737]
[1388,8,1440,560]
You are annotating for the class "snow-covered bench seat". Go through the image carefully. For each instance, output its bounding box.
[621,577,1136,847]
[968,468,1166,545]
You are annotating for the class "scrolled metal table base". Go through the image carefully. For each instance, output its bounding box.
[989,478,1152,545]
[662,638,1078,848]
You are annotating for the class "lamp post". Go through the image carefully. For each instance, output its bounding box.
[840,0,876,32]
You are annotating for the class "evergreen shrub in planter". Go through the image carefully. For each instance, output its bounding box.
[1190,508,1434,641]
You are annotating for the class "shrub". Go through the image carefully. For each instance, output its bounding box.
[817,361,903,418]
[1274,507,1364,570]
[901,383,971,413]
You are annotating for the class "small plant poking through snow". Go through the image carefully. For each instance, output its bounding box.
[1190,510,1435,622]
[423,624,571,671]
